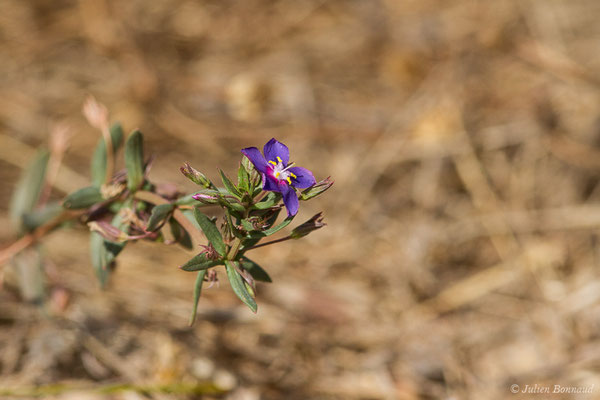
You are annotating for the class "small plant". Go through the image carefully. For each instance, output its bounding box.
[1,97,332,324]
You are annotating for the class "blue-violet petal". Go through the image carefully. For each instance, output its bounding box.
[263,138,289,165]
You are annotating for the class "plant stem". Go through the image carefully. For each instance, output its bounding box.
[227,238,242,260]
[0,211,82,267]
[225,200,252,260]
[246,236,293,250]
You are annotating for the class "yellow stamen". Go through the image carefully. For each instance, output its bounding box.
[286,177,292,184]
[275,172,280,178]
[277,156,282,163]
[268,160,277,166]
[290,172,297,179]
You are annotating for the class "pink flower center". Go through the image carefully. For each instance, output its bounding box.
[268,157,296,185]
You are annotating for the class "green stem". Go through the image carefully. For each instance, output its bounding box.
[226,198,252,260]
[227,239,242,260]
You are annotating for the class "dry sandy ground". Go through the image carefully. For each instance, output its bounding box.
[2,1,600,399]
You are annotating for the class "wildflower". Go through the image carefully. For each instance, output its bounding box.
[241,138,315,216]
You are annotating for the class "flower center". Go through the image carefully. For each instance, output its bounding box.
[268,157,297,185]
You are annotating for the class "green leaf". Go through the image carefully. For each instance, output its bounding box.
[90,122,124,187]
[239,210,281,249]
[219,169,242,199]
[169,218,193,250]
[146,203,174,232]
[241,257,272,282]
[90,212,128,288]
[180,253,221,271]
[242,154,261,191]
[90,233,116,287]
[263,214,294,235]
[225,260,257,313]
[248,214,294,239]
[252,192,280,210]
[263,208,282,229]
[62,186,104,210]
[237,163,249,193]
[193,208,226,256]
[21,202,63,232]
[241,218,255,232]
[12,247,46,303]
[124,130,144,191]
[217,197,245,213]
[241,154,254,174]
[9,149,49,232]
[189,270,207,326]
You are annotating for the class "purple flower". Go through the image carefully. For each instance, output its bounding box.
[242,138,316,216]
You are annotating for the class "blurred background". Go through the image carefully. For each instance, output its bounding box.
[2,0,600,399]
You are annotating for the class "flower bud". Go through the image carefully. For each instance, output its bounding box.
[192,191,220,204]
[180,162,212,188]
[82,96,109,131]
[299,177,333,201]
[290,212,325,239]
[88,221,129,242]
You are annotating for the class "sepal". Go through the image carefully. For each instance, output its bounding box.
[299,177,333,200]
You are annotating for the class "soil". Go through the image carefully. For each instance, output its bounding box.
[2,1,600,399]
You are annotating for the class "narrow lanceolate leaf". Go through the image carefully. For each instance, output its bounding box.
[252,192,280,210]
[216,196,246,213]
[193,208,226,256]
[124,130,144,191]
[13,247,46,303]
[89,212,128,288]
[248,214,295,239]
[241,257,272,282]
[9,149,49,232]
[219,169,242,199]
[62,186,103,210]
[91,122,124,187]
[90,232,115,287]
[180,253,221,271]
[299,177,334,201]
[262,214,294,235]
[225,260,257,313]
[189,270,207,326]
[237,163,250,193]
[146,203,174,232]
[22,202,63,232]
[242,154,261,190]
[169,218,193,250]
